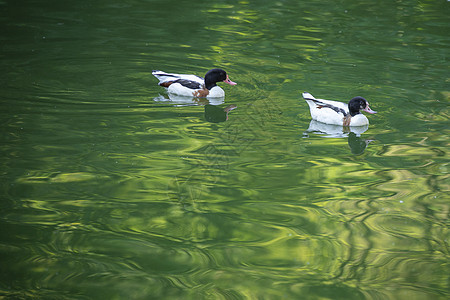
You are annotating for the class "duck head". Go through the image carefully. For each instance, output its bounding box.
[204,68,237,90]
[348,97,377,116]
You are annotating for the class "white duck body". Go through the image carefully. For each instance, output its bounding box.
[168,82,225,98]
[302,92,376,126]
[152,69,236,98]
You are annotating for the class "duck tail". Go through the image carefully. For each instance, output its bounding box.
[152,70,170,77]
[152,70,178,84]
[302,92,315,100]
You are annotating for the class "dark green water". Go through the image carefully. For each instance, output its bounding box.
[1,0,449,299]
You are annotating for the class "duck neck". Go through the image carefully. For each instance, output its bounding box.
[204,80,216,90]
[343,115,352,126]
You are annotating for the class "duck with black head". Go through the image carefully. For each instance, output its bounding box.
[302,92,377,126]
[152,68,236,98]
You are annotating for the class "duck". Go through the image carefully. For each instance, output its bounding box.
[302,92,377,126]
[152,68,236,98]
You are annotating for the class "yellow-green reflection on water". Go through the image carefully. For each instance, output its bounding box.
[0,0,449,299]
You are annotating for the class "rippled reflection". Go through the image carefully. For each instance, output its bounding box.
[0,0,448,299]
[304,120,374,154]
[153,94,225,106]
[153,94,237,123]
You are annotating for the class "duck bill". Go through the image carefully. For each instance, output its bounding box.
[363,106,377,114]
[223,75,237,85]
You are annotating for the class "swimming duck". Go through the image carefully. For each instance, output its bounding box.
[302,92,377,126]
[152,68,236,98]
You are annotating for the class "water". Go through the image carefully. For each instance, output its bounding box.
[1,0,449,299]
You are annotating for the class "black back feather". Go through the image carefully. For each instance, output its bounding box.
[173,79,202,89]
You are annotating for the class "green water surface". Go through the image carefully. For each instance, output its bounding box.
[1,0,449,299]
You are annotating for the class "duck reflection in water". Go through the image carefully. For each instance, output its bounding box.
[204,104,237,123]
[153,94,237,122]
[347,132,374,155]
[153,93,224,106]
[304,120,374,155]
